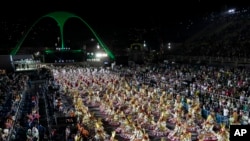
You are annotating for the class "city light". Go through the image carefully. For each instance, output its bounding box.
[143,41,146,47]
[95,52,108,58]
[227,8,236,14]
[168,42,171,49]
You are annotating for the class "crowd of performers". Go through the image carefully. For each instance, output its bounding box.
[47,63,250,141]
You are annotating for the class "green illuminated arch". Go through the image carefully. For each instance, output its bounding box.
[10,11,115,60]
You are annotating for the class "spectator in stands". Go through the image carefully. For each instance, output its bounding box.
[223,106,229,118]
[37,124,46,141]
[32,126,39,141]
[26,129,33,141]
[65,126,71,141]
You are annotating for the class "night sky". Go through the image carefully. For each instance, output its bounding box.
[2,0,246,28]
[1,0,248,49]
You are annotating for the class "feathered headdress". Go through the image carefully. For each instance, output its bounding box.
[111,131,116,138]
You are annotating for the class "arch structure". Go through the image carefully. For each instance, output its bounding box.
[10,11,115,60]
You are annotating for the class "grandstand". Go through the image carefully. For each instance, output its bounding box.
[176,7,250,56]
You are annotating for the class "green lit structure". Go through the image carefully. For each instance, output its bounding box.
[10,11,115,60]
